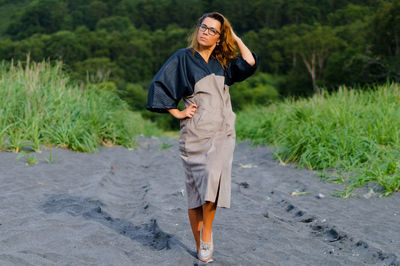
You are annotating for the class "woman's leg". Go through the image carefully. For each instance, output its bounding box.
[189,179,221,252]
[188,207,203,252]
[201,201,217,242]
[202,181,220,243]
[187,200,218,251]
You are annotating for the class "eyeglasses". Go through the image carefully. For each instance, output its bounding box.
[199,24,220,36]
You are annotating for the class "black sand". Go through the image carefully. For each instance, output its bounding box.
[0,136,399,265]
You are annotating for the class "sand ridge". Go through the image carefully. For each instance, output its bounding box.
[0,136,399,265]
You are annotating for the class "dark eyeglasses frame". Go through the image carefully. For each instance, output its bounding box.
[199,24,221,36]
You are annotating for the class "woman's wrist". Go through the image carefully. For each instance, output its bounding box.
[168,109,185,119]
[231,30,241,44]
[168,104,197,119]
[234,36,242,45]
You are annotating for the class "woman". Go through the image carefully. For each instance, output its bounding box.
[147,12,258,263]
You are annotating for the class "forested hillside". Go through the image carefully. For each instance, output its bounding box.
[0,0,399,129]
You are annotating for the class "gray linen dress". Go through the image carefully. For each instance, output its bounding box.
[147,48,258,209]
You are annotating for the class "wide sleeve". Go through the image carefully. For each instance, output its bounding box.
[225,53,259,86]
[146,50,190,113]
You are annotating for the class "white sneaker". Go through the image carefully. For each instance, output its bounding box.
[198,229,214,263]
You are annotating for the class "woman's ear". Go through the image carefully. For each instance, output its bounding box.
[217,37,221,45]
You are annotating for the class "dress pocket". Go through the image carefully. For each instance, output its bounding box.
[192,110,203,127]
[195,108,223,133]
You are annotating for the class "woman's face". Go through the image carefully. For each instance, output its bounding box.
[197,17,221,48]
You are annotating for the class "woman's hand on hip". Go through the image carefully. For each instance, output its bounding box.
[168,103,198,119]
[183,103,198,118]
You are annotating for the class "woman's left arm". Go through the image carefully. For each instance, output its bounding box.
[231,30,256,66]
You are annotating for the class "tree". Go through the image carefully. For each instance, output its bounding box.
[86,1,110,30]
[368,0,400,81]
[0,39,16,60]
[250,0,284,29]
[281,0,321,25]
[45,31,88,64]
[96,16,133,33]
[118,83,147,110]
[73,57,124,83]
[6,0,67,39]
[292,25,345,94]
[370,1,400,57]
[17,34,49,61]
[327,3,372,26]
[116,0,202,31]
[242,28,285,74]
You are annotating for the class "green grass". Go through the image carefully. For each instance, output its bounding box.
[16,151,39,165]
[0,57,163,153]
[236,83,400,197]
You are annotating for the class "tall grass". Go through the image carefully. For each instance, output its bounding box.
[0,57,163,153]
[236,83,400,196]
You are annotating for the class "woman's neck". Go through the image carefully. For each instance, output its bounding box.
[196,45,216,63]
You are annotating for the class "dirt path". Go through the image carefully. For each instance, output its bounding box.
[0,136,398,265]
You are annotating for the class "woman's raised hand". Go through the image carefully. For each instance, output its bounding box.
[230,28,240,43]
[230,27,256,66]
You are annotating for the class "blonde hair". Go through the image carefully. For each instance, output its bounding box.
[188,12,238,68]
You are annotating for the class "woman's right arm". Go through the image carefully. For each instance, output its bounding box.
[146,49,191,113]
[168,103,198,119]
